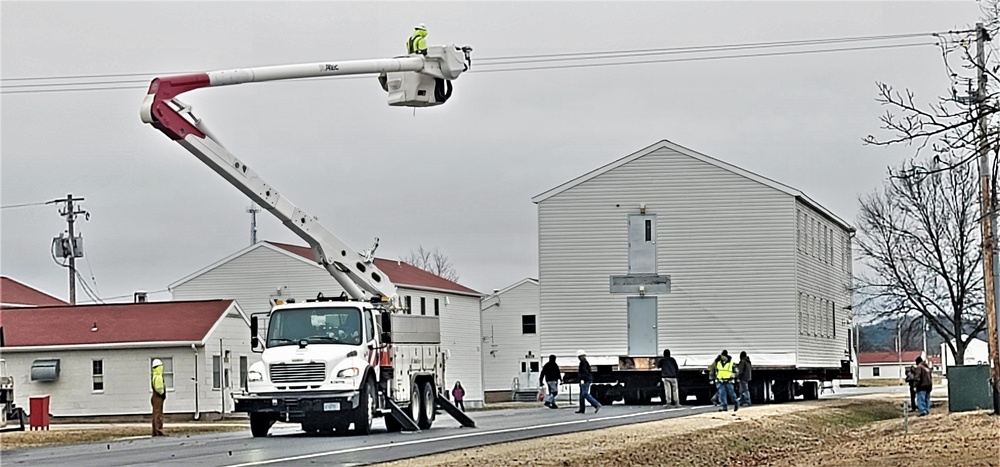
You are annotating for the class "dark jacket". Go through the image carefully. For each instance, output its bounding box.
[541,361,562,383]
[916,363,933,391]
[658,356,679,378]
[578,359,593,383]
[736,358,752,382]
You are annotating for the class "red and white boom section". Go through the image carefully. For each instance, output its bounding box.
[140,46,473,306]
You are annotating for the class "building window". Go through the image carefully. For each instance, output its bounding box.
[150,357,174,390]
[92,360,104,392]
[240,356,249,391]
[873,367,880,377]
[522,315,537,334]
[213,355,222,390]
[405,296,412,314]
[421,297,426,315]
[434,298,440,316]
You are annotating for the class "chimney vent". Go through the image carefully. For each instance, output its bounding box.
[134,291,148,303]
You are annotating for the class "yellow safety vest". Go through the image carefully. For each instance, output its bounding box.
[715,360,735,381]
[151,366,166,396]
[407,29,427,54]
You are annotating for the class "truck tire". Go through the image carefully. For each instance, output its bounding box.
[409,381,423,429]
[352,377,376,435]
[418,382,435,430]
[250,413,274,438]
[803,381,819,401]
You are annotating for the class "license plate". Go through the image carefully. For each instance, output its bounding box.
[323,402,340,411]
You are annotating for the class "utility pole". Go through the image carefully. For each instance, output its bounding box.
[47,194,88,305]
[974,22,1000,415]
[247,204,260,246]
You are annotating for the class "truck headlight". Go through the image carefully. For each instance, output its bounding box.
[337,367,360,378]
[248,371,263,382]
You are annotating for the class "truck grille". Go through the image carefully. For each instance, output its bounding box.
[269,362,326,383]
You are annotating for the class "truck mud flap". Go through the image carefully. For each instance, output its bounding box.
[385,398,421,432]
[436,395,475,428]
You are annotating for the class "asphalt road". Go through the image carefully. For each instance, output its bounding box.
[3,387,899,467]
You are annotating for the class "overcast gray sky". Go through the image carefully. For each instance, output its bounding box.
[0,1,982,303]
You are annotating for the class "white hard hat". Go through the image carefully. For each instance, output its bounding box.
[576,349,586,357]
[152,359,163,368]
[415,23,426,30]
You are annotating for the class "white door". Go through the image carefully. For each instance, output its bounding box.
[518,359,540,390]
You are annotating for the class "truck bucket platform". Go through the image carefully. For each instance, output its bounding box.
[436,395,476,428]
[385,398,421,432]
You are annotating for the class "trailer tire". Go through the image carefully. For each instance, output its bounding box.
[250,413,274,438]
[409,381,423,428]
[352,377,376,435]
[803,381,819,401]
[418,382,435,430]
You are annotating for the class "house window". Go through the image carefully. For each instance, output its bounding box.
[92,360,104,392]
[405,296,412,314]
[421,297,426,315]
[150,357,174,390]
[213,355,222,390]
[434,298,440,316]
[873,367,880,377]
[240,356,249,391]
[522,315,537,334]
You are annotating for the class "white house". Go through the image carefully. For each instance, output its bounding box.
[858,351,941,380]
[941,336,990,374]
[532,140,854,372]
[168,241,486,407]
[480,278,541,402]
[0,300,255,418]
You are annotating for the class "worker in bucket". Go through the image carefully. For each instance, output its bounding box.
[574,350,602,414]
[714,351,739,412]
[151,359,167,436]
[407,23,428,55]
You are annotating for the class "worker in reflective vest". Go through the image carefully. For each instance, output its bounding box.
[407,23,427,55]
[151,359,167,436]
[714,353,739,413]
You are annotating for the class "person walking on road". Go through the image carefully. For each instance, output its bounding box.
[658,349,680,407]
[575,350,602,414]
[714,352,739,412]
[736,351,752,406]
[914,357,933,416]
[541,355,562,409]
[151,359,167,436]
[452,381,466,412]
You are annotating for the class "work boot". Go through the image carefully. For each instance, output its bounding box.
[574,410,585,414]
[594,405,601,413]
[551,403,559,409]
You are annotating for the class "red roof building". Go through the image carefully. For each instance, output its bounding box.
[0,276,69,307]
[858,351,941,366]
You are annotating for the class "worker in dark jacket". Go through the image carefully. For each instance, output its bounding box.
[658,349,680,407]
[574,349,601,414]
[736,351,752,406]
[914,356,933,416]
[541,355,562,409]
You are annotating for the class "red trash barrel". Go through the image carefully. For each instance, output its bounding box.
[29,395,50,430]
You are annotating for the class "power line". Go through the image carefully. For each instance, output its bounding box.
[1,200,50,209]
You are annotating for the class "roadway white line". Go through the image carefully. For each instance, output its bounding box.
[223,407,687,467]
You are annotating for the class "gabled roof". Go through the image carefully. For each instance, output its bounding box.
[0,300,238,349]
[859,351,941,365]
[268,242,481,297]
[1,276,69,307]
[531,140,853,232]
[486,278,539,299]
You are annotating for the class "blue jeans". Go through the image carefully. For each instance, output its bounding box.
[718,381,738,410]
[546,381,560,405]
[738,380,751,406]
[916,389,930,415]
[579,382,601,411]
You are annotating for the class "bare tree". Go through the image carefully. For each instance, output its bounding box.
[856,156,987,362]
[403,245,460,282]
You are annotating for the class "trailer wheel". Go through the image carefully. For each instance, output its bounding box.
[418,382,435,430]
[409,381,423,428]
[249,413,274,438]
[352,377,376,435]
[803,381,819,401]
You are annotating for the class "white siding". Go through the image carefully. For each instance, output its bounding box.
[538,146,799,365]
[858,363,906,380]
[794,201,853,367]
[201,311,260,413]
[171,244,484,405]
[481,280,541,392]
[3,315,252,417]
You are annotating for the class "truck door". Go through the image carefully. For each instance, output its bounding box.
[627,297,658,356]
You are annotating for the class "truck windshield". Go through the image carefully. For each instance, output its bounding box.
[266,307,362,347]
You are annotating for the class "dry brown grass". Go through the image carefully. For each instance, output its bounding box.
[0,425,246,451]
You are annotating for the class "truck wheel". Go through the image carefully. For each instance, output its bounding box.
[352,377,376,435]
[249,413,273,438]
[803,381,819,401]
[409,381,423,429]
[418,382,435,430]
